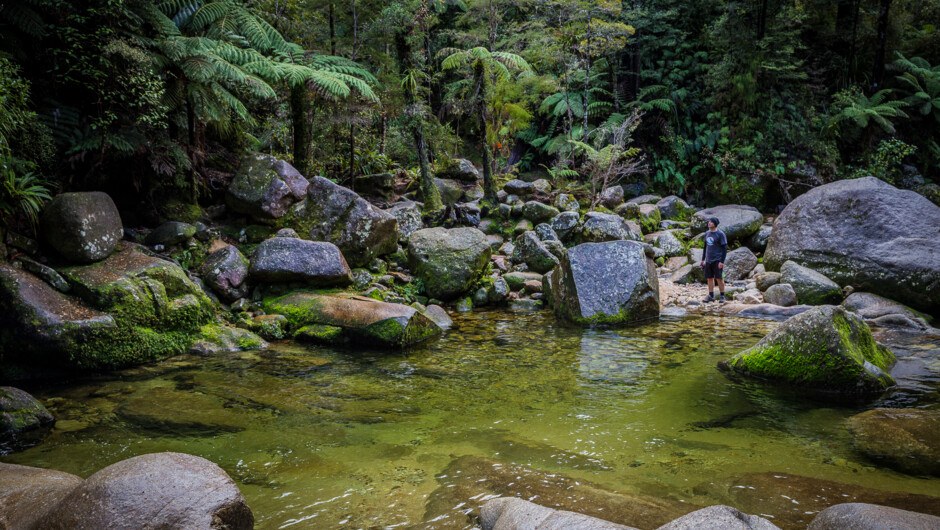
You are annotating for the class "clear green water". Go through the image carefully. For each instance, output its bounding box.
[3,309,939,529]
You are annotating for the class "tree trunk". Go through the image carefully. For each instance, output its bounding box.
[348,121,355,187]
[871,0,892,92]
[481,130,496,207]
[415,128,443,213]
[290,83,310,175]
[329,2,336,56]
[757,0,769,40]
[583,56,591,140]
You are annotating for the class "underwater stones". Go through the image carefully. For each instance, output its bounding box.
[189,324,267,354]
[763,283,797,307]
[521,200,559,224]
[765,177,940,312]
[32,452,253,529]
[780,260,842,305]
[656,195,693,221]
[725,305,896,393]
[0,387,54,436]
[845,408,940,476]
[657,505,780,530]
[263,292,442,347]
[291,176,398,267]
[407,227,491,300]
[144,221,196,247]
[249,237,352,287]
[200,245,250,302]
[0,463,84,529]
[549,240,660,326]
[512,231,559,274]
[691,205,763,241]
[722,247,759,282]
[119,386,249,435]
[581,211,641,243]
[384,200,423,243]
[481,497,634,530]
[41,191,123,263]
[226,153,308,219]
[808,503,940,530]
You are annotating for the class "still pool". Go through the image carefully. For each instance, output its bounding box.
[3,309,939,528]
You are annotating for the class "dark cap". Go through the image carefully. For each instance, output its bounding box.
[708,217,720,227]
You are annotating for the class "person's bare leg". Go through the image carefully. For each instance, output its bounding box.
[717,278,725,295]
[706,278,715,301]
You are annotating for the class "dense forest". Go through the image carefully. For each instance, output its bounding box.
[2,0,939,230]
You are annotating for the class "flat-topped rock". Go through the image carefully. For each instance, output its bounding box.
[691,205,763,241]
[249,237,352,286]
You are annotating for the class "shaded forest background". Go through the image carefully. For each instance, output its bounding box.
[1,0,938,228]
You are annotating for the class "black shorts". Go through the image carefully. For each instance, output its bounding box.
[703,261,723,279]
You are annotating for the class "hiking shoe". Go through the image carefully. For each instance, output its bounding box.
[703,294,715,303]
[719,294,726,302]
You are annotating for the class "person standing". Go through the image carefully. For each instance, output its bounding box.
[700,217,727,302]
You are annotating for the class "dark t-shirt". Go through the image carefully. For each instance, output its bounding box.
[703,229,728,263]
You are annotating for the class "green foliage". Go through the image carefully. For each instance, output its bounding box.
[846,138,917,185]
[828,87,910,137]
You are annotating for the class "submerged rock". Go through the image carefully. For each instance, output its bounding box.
[32,452,254,529]
[845,408,940,476]
[780,260,842,305]
[407,227,490,301]
[764,177,940,312]
[808,503,940,530]
[40,191,123,263]
[0,387,54,436]
[725,306,896,394]
[549,240,659,325]
[263,292,442,347]
[691,205,763,241]
[189,324,267,354]
[287,176,398,267]
[249,237,352,287]
[226,153,308,219]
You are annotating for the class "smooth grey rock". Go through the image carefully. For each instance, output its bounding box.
[504,271,543,291]
[423,304,453,330]
[581,211,641,243]
[226,153,307,219]
[488,278,510,304]
[549,241,659,325]
[513,231,559,274]
[765,177,940,312]
[438,158,480,182]
[407,227,491,300]
[723,247,759,282]
[274,228,298,238]
[763,283,797,307]
[755,271,782,292]
[33,452,254,529]
[249,237,352,286]
[657,505,780,530]
[808,503,940,530]
[481,497,634,530]
[625,194,661,205]
[0,462,83,529]
[385,200,423,243]
[691,205,763,241]
[670,264,703,285]
[551,211,581,242]
[843,292,933,327]
[41,192,123,263]
[144,221,195,247]
[504,179,535,195]
[737,303,813,320]
[780,260,842,305]
[200,245,250,302]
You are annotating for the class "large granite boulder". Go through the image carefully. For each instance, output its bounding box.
[407,227,491,300]
[199,245,250,302]
[384,200,423,243]
[0,463,83,529]
[512,231,559,274]
[808,503,940,530]
[249,237,352,286]
[722,247,759,282]
[226,153,308,219]
[481,497,634,530]
[40,192,123,263]
[437,158,480,182]
[548,240,659,325]
[551,211,581,242]
[763,283,797,307]
[780,260,842,305]
[263,292,442,347]
[581,211,641,243]
[656,195,693,221]
[764,177,940,312]
[725,306,896,394]
[288,176,398,267]
[32,452,254,529]
[657,505,780,530]
[353,172,395,201]
[598,185,625,208]
[0,386,53,436]
[691,205,763,241]
[845,408,940,476]
[647,231,685,258]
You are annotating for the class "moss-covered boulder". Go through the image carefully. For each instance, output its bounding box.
[226,153,308,219]
[189,324,267,354]
[581,211,641,243]
[407,227,491,301]
[58,246,214,330]
[656,195,693,221]
[249,237,352,287]
[144,221,196,247]
[384,200,423,243]
[726,306,896,394]
[691,205,763,241]
[283,176,398,267]
[263,292,442,347]
[1,387,54,436]
[200,244,250,302]
[512,231,559,274]
[780,260,842,305]
[436,158,480,182]
[845,408,940,476]
[40,191,123,263]
[548,240,660,326]
[521,201,560,224]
